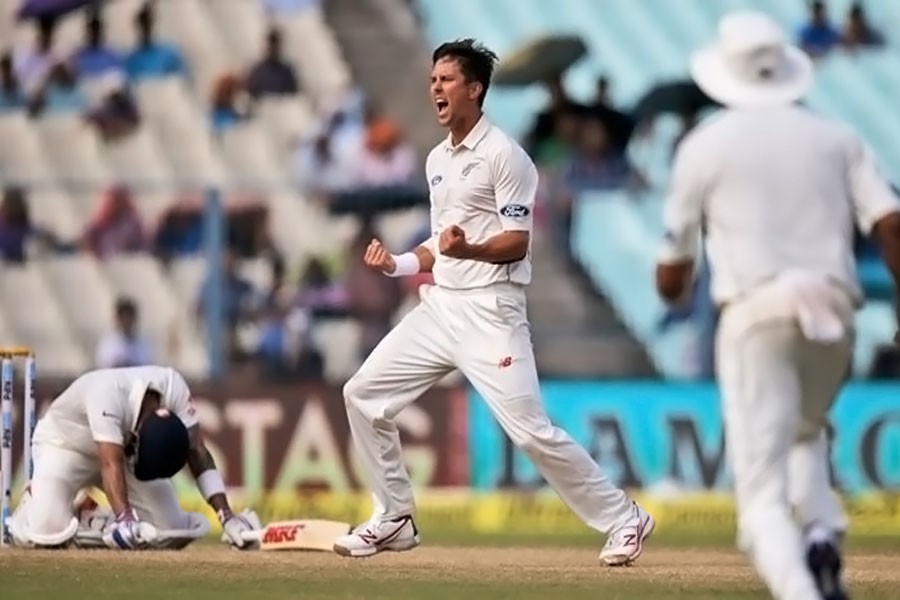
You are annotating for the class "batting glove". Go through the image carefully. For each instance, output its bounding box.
[104,508,149,550]
[218,508,261,550]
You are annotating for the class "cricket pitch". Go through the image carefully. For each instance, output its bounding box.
[2,542,898,599]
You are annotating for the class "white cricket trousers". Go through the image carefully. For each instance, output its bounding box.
[343,282,633,533]
[716,277,853,600]
[13,442,194,541]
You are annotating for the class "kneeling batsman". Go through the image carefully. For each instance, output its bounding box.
[8,365,260,550]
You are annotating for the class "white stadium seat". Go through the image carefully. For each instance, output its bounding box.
[0,264,88,375]
[40,254,116,356]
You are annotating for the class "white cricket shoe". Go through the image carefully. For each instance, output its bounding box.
[333,515,420,557]
[599,501,655,566]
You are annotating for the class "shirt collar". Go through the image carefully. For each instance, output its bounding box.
[127,369,170,432]
[443,114,491,153]
[128,379,151,432]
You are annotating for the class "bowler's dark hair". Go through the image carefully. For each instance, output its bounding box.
[432,38,498,107]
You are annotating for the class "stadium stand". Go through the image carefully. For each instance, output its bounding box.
[415,0,900,378]
[0,0,895,381]
[0,0,426,380]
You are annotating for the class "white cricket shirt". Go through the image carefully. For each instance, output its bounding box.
[658,105,900,305]
[32,365,198,456]
[422,115,538,289]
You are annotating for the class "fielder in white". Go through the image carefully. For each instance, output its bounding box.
[9,365,260,550]
[655,12,900,600]
[334,39,654,564]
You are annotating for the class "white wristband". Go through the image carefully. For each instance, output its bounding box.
[197,469,226,501]
[386,252,420,277]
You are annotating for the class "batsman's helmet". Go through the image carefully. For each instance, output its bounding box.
[133,408,190,481]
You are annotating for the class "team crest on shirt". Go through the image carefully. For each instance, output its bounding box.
[461,161,479,177]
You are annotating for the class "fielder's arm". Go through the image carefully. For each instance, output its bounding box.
[463,142,537,264]
[96,441,130,515]
[185,425,234,517]
[872,212,900,290]
[448,230,530,263]
[655,132,704,304]
[846,136,900,298]
[413,243,436,272]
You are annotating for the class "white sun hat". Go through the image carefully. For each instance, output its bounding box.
[690,10,814,109]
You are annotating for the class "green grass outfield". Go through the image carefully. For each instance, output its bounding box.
[2,527,897,600]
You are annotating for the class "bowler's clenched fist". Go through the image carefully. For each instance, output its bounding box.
[439,225,470,258]
[364,238,397,274]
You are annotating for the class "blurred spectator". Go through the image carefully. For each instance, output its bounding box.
[533,107,582,169]
[525,73,589,162]
[294,256,348,317]
[561,118,646,193]
[152,198,204,262]
[0,52,25,111]
[73,12,124,79]
[255,255,326,379]
[153,194,276,262]
[841,3,885,50]
[0,186,61,263]
[797,0,841,58]
[294,125,361,196]
[82,184,145,258]
[594,75,612,108]
[12,15,57,96]
[95,297,153,368]
[245,28,299,99]
[543,119,645,253]
[345,220,402,359]
[197,248,260,361]
[255,300,324,380]
[358,118,416,186]
[226,195,275,259]
[125,2,188,81]
[527,73,632,165]
[263,0,320,15]
[210,73,251,133]
[27,61,86,116]
[656,254,716,379]
[85,71,141,141]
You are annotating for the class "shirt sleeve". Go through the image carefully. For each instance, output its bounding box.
[422,150,441,255]
[494,146,538,232]
[658,138,705,264]
[845,134,900,235]
[86,393,126,445]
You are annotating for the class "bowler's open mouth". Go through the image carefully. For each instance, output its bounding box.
[435,98,449,116]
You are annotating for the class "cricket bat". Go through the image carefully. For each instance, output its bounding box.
[241,519,352,552]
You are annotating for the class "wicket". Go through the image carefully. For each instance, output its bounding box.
[0,347,36,548]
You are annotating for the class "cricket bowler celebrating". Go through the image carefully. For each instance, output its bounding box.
[655,11,900,600]
[8,365,260,550]
[334,39,654,565]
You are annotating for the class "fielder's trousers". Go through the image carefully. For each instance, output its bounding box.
[716,276,853,600]
[343,283,632,533]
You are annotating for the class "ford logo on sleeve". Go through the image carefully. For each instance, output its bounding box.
[499,204,530,218]
[430,175,443,187]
